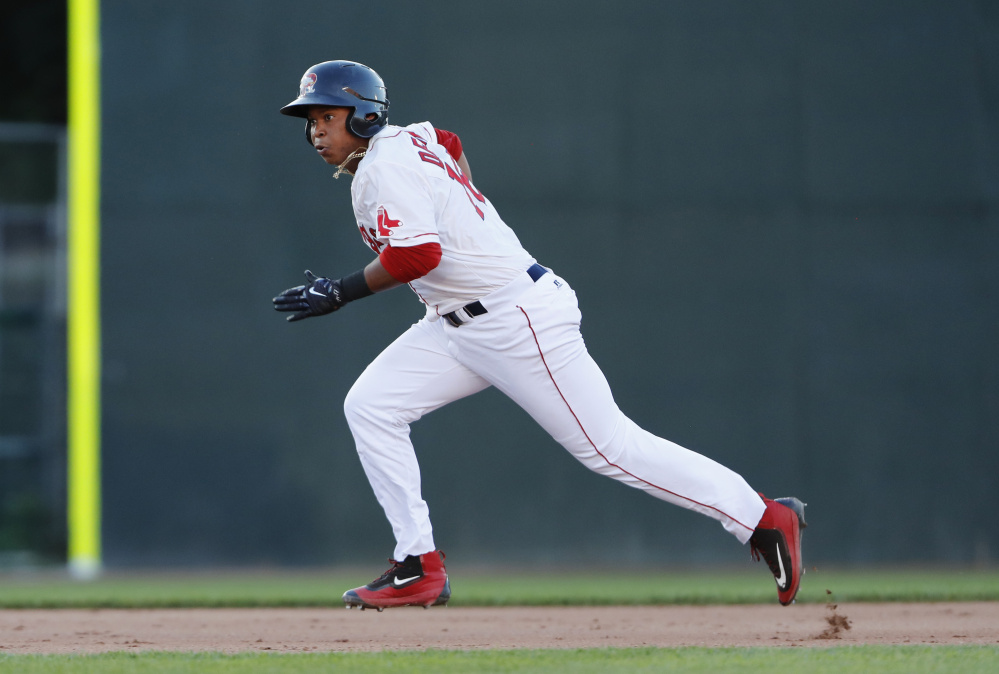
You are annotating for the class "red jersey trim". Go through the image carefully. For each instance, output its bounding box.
[388,231,440,246]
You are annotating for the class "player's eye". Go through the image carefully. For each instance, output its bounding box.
[325,114,334,121]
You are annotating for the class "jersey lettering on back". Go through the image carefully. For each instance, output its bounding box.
[408,132,486,219]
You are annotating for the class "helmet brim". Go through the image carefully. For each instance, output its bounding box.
[280,92,355,118]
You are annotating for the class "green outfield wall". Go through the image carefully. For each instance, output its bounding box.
[92,1,998,567]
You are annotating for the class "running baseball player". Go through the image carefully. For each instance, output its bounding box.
[273,60,807,610]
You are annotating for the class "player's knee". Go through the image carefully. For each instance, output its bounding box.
[562,414,630,465]
[343,382,383,429]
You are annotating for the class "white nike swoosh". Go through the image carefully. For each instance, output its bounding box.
[393,575,420,586]
[774,547,787,589]
[308,287,326,297]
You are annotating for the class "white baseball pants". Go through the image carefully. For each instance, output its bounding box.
[343,269,767,561]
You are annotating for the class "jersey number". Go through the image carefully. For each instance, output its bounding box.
[359,225,384,254]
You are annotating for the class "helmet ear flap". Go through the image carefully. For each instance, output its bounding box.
[348,111,384,138]
[302,110,370,145]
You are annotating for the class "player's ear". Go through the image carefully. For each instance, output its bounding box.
[365,113,378,121]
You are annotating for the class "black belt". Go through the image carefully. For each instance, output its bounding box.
[443,263,548,327]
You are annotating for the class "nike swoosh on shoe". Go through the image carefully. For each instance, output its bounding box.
[774,547,787,589]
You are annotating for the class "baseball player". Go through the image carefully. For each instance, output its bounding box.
[273,60,807,610]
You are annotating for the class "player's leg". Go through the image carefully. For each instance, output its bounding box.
[343,317,490,561]
[341,317,488,609]
[454,272,805,602]
[451,273,766,542]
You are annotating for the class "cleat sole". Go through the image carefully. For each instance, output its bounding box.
[774,497,807,529]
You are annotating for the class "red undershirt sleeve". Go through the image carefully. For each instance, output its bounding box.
[379,242,443,283]
[434,128,463,161]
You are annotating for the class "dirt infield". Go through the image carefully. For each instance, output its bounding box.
[1,602,997,653]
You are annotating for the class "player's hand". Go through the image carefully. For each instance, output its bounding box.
[272,270,346,322]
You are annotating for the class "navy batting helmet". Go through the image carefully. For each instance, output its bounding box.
[280,60,389,142]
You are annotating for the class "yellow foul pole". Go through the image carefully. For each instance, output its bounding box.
[67,0,102,579]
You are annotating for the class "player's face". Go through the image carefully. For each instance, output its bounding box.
[306,106,362,165]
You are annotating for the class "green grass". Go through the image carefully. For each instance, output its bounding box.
[1,646,997,673]
[0,567,997,608]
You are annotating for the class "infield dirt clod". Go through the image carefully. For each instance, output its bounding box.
[816,589,853,640]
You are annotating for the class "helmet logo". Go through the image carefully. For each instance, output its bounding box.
[299,73,317,96]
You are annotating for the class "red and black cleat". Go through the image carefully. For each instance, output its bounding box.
[750,495,807,606]
[342,550,451,611]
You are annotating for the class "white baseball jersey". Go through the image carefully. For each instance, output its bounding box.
[351,122,536,318]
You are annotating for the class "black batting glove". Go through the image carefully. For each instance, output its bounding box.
[272,270,345,322]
